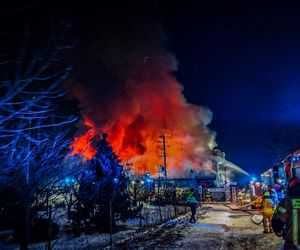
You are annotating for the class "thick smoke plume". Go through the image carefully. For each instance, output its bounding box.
[67,13,216,178]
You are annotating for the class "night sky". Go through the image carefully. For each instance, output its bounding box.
[161,2,300,174]
[5,1,300,175]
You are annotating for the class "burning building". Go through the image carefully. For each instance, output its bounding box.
[66,7,217,179]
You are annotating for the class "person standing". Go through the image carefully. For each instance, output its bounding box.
[261,190,275,233]
[272,177,300,250]
[187,188,198,223]
[253,196,263,210]
[244,192,251,205]
[198,185,203,204]
[237,190,244,206]
[205,190,211,204]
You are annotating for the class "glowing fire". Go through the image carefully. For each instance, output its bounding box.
[69,120,97,161]
[69,78,216,177]
[67,46,216,177]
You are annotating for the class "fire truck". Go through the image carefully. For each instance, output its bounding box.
[281,149,300,181]
[261,149,300,190]
[288,149,300,177]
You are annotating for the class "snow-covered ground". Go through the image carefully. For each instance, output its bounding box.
[0,203,283,249]
[0,205,188,250]
[112,203,283,250]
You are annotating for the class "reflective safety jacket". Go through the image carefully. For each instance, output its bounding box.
[253,196,263,209]
[262,198,275,216]
[272,197,300,250]
[187,192,198,204]
[238,192,244,198]
[244,193,251,203]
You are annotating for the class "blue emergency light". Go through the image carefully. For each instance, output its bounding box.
[251,176,257,182]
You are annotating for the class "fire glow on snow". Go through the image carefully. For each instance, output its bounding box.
[67,23,216,177]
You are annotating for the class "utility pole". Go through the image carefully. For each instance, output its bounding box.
[159,135,167,187]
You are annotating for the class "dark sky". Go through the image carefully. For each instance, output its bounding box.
[66,1,300,175]
[6,1,300,175]
[159,2,300,174]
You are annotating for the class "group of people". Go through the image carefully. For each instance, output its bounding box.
[239,178,300,249]
[186,177,300,249]
[237,190,252,206]
[253,177,300,249]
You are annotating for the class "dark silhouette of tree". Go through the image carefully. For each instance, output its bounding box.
[127,178,146,206]
[73,134,132,231]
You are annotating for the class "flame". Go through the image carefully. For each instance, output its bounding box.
[69,72,216,177]
[69,120,97,161]
[67,45,216,177]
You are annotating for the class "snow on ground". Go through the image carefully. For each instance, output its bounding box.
[0,205,188,250]
[0,204,283,249]
[112,203,283,250]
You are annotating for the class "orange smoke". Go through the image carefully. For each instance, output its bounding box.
[66,27,215,177]
[71,53,215,177]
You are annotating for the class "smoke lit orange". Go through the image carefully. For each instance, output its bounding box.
[68,47,216,177]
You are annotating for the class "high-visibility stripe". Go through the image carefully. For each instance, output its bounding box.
[292,208,299,247]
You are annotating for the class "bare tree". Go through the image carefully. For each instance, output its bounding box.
[0,8,78,249]
[127,179,146,206]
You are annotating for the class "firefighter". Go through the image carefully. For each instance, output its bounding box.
[253,196,263,210]
[205,190,211,204]
[244,192,251,204]
[272,177,300,250]
[176,188,182,199]
[261,190,275,233]
[187,188,198,223]
[237,190,244,206]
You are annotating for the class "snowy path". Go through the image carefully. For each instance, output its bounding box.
[112,204,282,250]
[0,204,283,249]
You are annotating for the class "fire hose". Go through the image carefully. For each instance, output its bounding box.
[223,202,264,225]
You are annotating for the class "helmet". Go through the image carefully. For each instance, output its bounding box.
[288,177,300,197]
